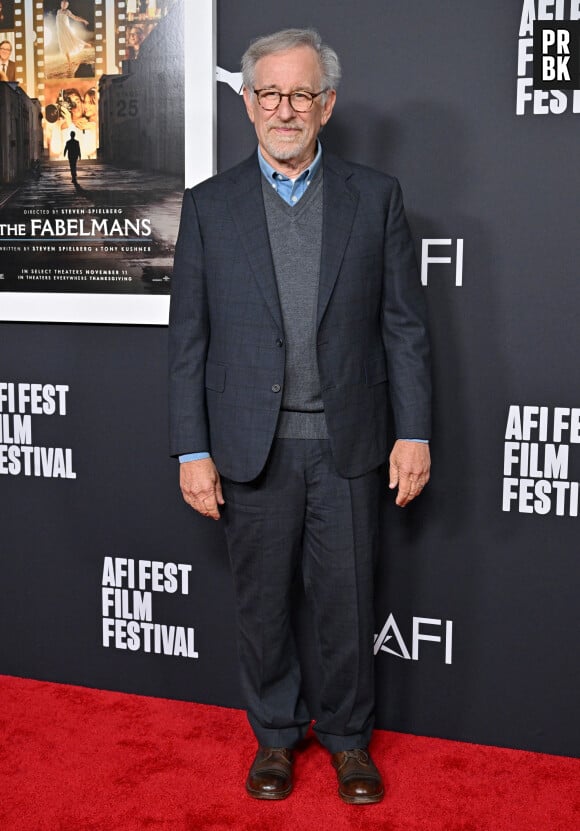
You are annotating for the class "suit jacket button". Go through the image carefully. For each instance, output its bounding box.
[276,338,284,347]
[271,383,281,393]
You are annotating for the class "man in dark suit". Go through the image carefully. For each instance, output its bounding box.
[169,28,431,805]
[0,40,16,81]
[63,131,81,183]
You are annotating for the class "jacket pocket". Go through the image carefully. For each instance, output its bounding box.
[205,362,226,392]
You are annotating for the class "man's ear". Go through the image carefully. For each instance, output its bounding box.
[242,87,256,124]
[320,89,337,127]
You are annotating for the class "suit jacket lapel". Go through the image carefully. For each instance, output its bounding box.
[317,154,359,329]
[228,156,283,332]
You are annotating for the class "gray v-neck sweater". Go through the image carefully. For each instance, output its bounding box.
[261,168,329,439]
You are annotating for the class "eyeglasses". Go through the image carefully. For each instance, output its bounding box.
[253,88,327,113]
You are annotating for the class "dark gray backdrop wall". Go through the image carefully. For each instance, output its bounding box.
[1,1,579,758]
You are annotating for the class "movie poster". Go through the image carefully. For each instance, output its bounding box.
[0,0,215,324]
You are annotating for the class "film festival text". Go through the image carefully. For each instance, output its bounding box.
[0,381,76,479]
[503,404,580,516]
[102,557,198,660]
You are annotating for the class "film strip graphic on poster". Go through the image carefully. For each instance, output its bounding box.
[0,0,214,324]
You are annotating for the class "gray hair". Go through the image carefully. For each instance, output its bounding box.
[241,28,341,94]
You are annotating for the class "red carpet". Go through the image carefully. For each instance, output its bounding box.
[0,675,578,831]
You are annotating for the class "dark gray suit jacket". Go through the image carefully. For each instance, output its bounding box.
[1,60,16,81]
[169,151,430,482]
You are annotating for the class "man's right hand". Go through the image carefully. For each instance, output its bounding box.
[179,457,224,520]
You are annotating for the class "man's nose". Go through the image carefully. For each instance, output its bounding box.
[276,96,295,120]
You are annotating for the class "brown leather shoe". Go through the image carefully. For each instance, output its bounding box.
[246,747,294,800]
[331,749,384,804]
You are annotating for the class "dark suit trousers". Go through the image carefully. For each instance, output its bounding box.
[221,438,381,753]
[67,156,79,182]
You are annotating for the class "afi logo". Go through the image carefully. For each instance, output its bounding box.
[421,239,464,287]
[374,613,453,665]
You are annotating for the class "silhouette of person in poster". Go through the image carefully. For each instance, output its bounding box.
[63,130,81,183]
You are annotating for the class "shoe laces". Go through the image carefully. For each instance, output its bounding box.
[341,749,369,764]
[261,747,291,761]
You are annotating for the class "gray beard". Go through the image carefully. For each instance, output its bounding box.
[263,129,308,163]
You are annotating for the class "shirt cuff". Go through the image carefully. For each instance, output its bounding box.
[179,452,210,462]
[399,438,429,443]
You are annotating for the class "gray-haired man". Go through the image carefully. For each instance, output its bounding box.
[169,28,431,804]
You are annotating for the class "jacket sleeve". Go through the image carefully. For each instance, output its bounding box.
[381,178,432,439]
[168,189,211,457]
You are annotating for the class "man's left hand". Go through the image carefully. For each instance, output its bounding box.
[388,440,431,507]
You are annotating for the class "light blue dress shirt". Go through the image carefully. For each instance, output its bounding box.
[257,141,322,205]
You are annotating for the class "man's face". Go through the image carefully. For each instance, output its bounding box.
[129,29,143,46]
[243,45,336,171]
[0,43,12,62]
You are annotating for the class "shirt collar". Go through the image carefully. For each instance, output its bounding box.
[257,140,322,184]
